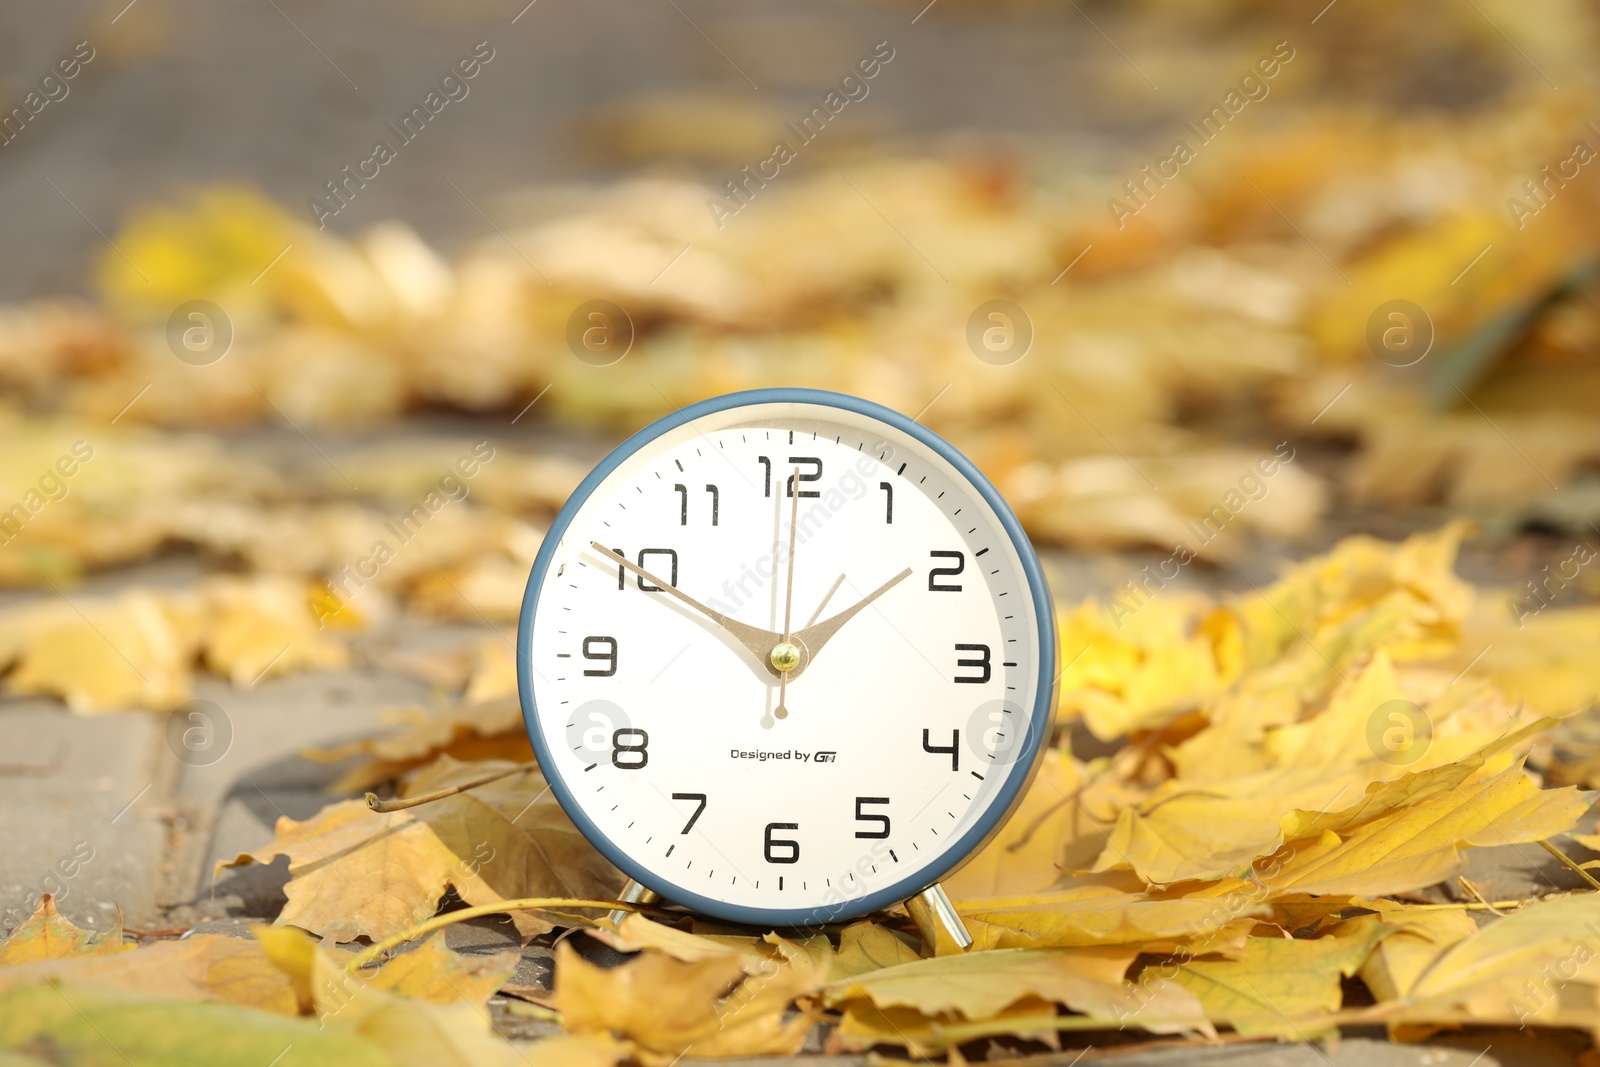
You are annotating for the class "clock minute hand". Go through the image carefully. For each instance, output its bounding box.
[790,567,913,674]
[589,542,783,676]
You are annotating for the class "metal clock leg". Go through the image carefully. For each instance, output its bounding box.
[608,879,660,926]
[906,883,973,953]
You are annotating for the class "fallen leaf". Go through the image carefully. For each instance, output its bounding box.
[307,698,531,793]
[1355,904,1480,1003]
[955,882,1267,953]
[222,759,619,942]
[828,921,922,981]
[0,982,394,1066]
[1266,761,1591,897]
[822,946,1211,1037]
[552,939,749,1058]
[0,895,128,965]
[257,925,515,1012]
[1386,893,1600,1039]
[1167,918,1385,1036]
[0,934,297,1014]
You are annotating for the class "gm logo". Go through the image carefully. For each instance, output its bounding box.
[814,751,837,763]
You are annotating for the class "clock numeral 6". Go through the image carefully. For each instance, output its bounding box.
[764,822,800,864]
[854,796,890,839]
[611,728,649,769]
[613,547,679,591]
[954,643,991,684]
[582,636,618,676]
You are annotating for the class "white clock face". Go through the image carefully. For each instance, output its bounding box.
[522,397,1052,924]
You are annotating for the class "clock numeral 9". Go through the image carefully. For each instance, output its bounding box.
[756,456,822,498]
[954,643,991,684]
[923,729,959,771]
[582,636,617,676]
[613,547,679,591]
[929,550,964,592]
[854,797,890,839]
[763,822,800,864]
[611,728,649,769]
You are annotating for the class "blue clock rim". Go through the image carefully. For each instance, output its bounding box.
[516,387,1058,928]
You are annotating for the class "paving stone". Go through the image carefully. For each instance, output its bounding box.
[0,701,170,932]
[178,667,432,918]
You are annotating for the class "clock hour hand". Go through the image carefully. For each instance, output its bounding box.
[588,542,783,678]
[788,567,913,676]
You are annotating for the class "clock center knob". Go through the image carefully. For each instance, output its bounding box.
[769,641,802,673]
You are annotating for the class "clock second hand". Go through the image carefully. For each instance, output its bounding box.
[806,573,846,628]
[774,467,802,721]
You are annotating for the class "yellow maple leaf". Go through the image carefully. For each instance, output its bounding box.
[0,932,295,1015]
[1266,761,1590,897]
[1386,893,1600,1039]
[222,759,620,942]
[1168,917,1385,1036]
[553,937,821,1063]
[0,895,128,965]
[955,882,1267,953]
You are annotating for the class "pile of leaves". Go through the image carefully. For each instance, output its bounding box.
[6,523,1600,1062]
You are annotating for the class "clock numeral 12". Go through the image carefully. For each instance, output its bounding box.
[756,456,822,498]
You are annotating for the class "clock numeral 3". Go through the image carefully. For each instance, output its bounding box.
[671,792,707,834]
[954,642,991,684]
[929,550,964,592]
[922,729,959,771]
[854,797,891,839]
[611,728,649,769]
[581,636,617,676]
[763,822,800,864]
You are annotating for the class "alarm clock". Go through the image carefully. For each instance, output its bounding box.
[516,389,1057,945]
